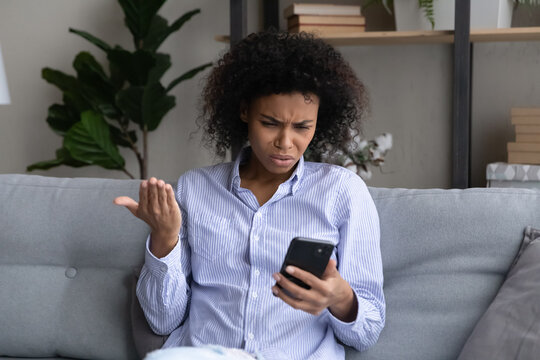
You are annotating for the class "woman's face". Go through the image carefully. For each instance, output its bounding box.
[241,92,319,177]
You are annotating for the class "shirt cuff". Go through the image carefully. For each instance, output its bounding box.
[144,233,182,276]
[328,288,369,329]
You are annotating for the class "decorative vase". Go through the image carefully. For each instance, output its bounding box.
[394,0,514,31]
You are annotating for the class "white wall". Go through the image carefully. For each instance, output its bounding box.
[0,0,230,182]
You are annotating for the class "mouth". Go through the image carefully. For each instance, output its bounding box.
[269,155,295,167]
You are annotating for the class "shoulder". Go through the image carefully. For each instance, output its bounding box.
[303,161,367,192]
[175,162,234,200]
[178,162,233,184]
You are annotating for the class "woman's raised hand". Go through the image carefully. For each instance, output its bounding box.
[114,177,181,258]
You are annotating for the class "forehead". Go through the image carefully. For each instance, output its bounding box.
[249,92,319,115]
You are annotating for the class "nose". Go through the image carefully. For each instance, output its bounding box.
[274,129,293,150]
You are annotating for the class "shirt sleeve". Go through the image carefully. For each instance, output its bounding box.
[136,176,192,336]
[328,170,385,351]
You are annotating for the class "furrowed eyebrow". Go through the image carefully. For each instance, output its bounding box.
[260,114,314,125]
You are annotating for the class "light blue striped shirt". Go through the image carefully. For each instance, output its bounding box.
[137,148,385,359]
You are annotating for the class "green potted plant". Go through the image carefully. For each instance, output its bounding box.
[305,133,393,180]
[27,0,212,179]
[363,0,434,29]
[365,0,516,31]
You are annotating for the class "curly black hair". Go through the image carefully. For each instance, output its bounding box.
[199,29,369,158]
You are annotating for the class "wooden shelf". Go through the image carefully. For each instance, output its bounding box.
[217,27,540,46]
[470,27,540,42]
[325,27,540,46]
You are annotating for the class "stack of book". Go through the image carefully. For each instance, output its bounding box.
[507,108,540,164]
[284,3,365,37]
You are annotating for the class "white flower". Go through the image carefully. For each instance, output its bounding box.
[358,140,368,150]
[345,163,357,174]
[358,166,372,180]
[374,133,393,152]
[370,148,383,161]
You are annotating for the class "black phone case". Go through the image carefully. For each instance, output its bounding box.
[279,237,335,290]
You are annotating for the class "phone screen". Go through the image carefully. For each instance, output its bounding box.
[279,237,335,290]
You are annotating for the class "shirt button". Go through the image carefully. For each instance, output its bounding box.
[248,333,254,340]
[252,291,258,299]
[253,235,259,241]
[254,269,260,276]
[255,212,262,219]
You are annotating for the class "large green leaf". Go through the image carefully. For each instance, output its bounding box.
[107,49,156,86]
[109,125,138,148]
[69,28,112,52]
[142,9,200,52]
[116,87,143,126]
[46,104,80,135]
[166,62,212,93]
[73,52,119,118]
[116,83,175,131]
[108,45,128,89]
[27,147,87,171]
[64,111,125,169]
[147,53,171,84]
[118,0,166,46]
[42,68,78,93]
[42,68,91,111]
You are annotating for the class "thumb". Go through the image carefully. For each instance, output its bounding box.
[113,196,139,216]
[323,259,339,279]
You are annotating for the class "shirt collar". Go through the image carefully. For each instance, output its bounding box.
[228,146,305,195]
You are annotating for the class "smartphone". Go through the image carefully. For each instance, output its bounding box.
[279,237,335,290]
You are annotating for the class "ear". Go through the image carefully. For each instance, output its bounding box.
[240,101,248,123]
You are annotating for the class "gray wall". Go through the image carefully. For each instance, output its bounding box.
[0,0,539,189]
[0,0,231,182]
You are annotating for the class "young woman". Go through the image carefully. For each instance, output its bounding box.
[115,30,385,360]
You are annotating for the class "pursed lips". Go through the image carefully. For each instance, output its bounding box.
[270,155,294,161]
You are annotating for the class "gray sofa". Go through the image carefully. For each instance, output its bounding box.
[0,174,538,360]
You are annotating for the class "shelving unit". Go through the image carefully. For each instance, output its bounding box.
[228,0,540,188]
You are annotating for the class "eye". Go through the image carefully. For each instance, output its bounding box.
[261,121,277,127]
[294,124,310,130]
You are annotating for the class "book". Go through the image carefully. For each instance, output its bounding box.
[511,107,540,117]
[288,15,366,27]
[516,134,540,143]
[508,151,540,165]
[284,3,362,18]
[288,24,366,36]
[511,116,540,125]
[514,125,540,134]
[508,142,540,152]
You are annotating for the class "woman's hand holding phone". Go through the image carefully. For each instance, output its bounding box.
[272,259,358,322]
[113,177,181,258]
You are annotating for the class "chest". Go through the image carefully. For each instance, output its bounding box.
[185,196,339,285]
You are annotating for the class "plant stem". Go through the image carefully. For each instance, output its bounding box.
[118,117,144,179]
[122,168,135,179]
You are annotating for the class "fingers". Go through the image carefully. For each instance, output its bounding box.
[166,184,177,209]
[322,259,339,280]
[139,179,148,213]
[157,179,169,213]
[282,266,321,291]
[148,177,160,214]
[113,196,139,216]
[272,273,323,315]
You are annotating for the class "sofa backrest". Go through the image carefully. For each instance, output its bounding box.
[0,174,146,360]
[1,175,539,360]
[352,187,540,360]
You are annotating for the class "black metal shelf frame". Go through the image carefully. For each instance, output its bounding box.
[229,0,472,188]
